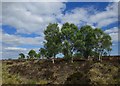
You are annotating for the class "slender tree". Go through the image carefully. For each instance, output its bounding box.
[94,28,112,60]
[62,40,71,59]
[74,25,112,60]
[74,30,85,58]
[35,52,41,59]
[44,23,62,63]
[79,25,96,59]
[18,53,25,59]
[28,49,37,59]
[61,22,78,62]
[39,48,46,59]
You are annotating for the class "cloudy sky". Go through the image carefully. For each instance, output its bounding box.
[1,1,119,59]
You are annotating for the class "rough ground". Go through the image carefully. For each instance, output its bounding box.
[2,59,120,85]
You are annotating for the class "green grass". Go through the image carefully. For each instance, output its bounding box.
[2,63,23,84]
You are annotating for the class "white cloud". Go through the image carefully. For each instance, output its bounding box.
[2,2,66,34]
[1,0,120,2]
[104,27,119,42]
[1,2,119,59]
[4,47,27,51]
[61,7,89,25]
[86,23,96,29]
[2,44,40,59]
[2,32,44,46]
[90,3,118,27]
[1,30,44,59]
[0,2,2,25]
[105,27,118,33]
[1,0,68,2]
[0,29,2,42]
[61,3,118,28]
[2,2,118,34]
[97,18,117,27]
[2,47,28,59]
[109,32,118,42]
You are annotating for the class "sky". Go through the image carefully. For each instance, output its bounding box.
[0,1,119,59]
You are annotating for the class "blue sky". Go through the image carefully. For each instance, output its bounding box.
[1,1,119,59]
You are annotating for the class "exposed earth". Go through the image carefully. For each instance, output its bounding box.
[1,58,120,85]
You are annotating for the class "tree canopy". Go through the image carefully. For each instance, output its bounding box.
[18,53,25,59]
[41,23,112,61]
[28,49,37,59]
[18,23,112,62]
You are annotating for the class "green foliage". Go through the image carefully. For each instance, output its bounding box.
[35,53,41,59]
[73,52,83,58]
[17,23,112,61]
[18,53,25,59]
[61,23,78,61]
[79,25,96,58]
[40,23,112,61]
[28,49,37,59]
[39,48,47,59]
[62,40,71,58]
[43,23,62,60]
[93,28,112,60]
[73,26,112,60]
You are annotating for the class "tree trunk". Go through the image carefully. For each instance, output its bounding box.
[98,54,101,61]
[52,55,55,64]
[52,58,55,64]
[98,54,102,62]
[71,57,73,63]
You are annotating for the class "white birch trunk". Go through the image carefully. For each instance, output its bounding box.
[52,57,55,64]
[71,57,73,63]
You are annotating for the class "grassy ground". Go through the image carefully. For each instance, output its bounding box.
[1,59,120,85]
[2,61,48,84]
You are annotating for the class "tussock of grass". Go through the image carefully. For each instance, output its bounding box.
[2,63,23,84]
[88,62,118,85]
[36,80,48,84]
[2,62,48,84]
